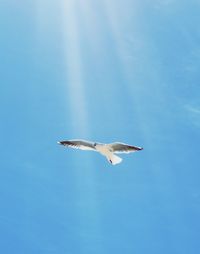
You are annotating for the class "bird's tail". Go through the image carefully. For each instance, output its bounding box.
[108,154,122,165]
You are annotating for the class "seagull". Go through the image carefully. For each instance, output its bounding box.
[57,139,143,165]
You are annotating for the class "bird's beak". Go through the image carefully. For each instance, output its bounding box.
[57,141,61,145]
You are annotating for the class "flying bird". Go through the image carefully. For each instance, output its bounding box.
[57,139,143,165]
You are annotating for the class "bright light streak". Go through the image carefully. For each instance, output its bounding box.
[62,0,90,137]
[61,1,103,250]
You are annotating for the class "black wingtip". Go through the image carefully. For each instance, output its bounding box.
[132,146,143,151]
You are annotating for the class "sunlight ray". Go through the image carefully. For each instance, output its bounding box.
[61,2,103,251]
[77,0,104,53]
[102,0,139,67]
[102,0,163,140]
[62,0,89,137]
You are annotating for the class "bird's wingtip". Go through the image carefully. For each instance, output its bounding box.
[57,141,61,145]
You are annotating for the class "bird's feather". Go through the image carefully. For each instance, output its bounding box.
[108,142,143,153]
[58,140,96,151]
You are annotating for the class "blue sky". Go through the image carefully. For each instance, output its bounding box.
[0,0,200,253]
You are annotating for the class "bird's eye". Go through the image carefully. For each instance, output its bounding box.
[94,143,97,146]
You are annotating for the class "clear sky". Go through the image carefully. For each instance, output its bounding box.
[0,0,200,253]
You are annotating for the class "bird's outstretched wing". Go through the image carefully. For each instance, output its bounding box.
[57,139,96,151]
[108,142,143,153]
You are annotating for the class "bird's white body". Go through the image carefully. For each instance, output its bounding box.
[95,144,122,165]
[58,139,143,165]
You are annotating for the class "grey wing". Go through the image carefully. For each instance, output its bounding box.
[57,139,96,151]
[108,142,143,153]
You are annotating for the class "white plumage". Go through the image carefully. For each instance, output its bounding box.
[57,139,143,165]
